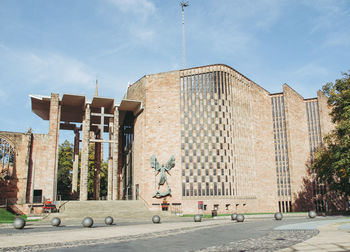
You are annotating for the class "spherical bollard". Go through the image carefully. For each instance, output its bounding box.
[51,217,61,227]
[231,213,237,221]
[194,214,202,222]
[274,212,283,221]
[236,214,245,222]
[82,217,94,228]
[13,217,26,229]
[105,216,114,225]
[308,210,316,218]
[152,215,160,224]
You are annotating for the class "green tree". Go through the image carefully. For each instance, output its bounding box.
[87,144,108,199]
[57,140,108,200]
[312,72,350,198]
[57,140,73,200]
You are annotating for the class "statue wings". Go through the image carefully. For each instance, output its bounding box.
[151,155,175,172]
[151,155,161,172]
[165,155,175,171]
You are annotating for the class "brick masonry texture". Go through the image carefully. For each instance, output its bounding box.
[0,131,51,204]
[0,64,337,215]
[125,64,334,214]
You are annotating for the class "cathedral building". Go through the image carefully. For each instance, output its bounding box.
[0,64,336,214]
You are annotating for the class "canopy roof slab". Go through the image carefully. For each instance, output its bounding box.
[30,94,143,128]
[30,95,51,120]
[119,99,143,115]
[60,94,86,123]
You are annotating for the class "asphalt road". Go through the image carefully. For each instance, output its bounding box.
[41,217,330,252]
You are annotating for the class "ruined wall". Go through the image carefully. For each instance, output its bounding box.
[29,133,52,201]
[0,131,54,204]
[0,131,31,204]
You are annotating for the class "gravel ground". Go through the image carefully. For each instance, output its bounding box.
[195,230,319,252]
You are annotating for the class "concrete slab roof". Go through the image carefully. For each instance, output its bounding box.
[30,94,142,124]
[119,99,142,113]
[30,95,51,120]
[91,96,114,113]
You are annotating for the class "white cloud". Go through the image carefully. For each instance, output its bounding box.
[130,25,155,42]
[323,32,350,48]
[209,0,283,30]
[107,0,156,16]
[302,0,348,33]
[17,51,95,89]
[295,63,329,77]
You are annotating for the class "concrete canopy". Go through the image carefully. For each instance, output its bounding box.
[30,94,142,125]
[119,99,142,115]
[30,95,51,120]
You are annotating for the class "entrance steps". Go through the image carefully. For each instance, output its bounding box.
[41,200,171,223]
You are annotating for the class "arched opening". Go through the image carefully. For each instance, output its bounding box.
[0,138,15,180]
[0,137,17,205]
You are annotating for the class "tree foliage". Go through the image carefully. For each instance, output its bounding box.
[57,140,73,200]
[58,140,108,200]
[87,144,108,199]
[312,72,350,197]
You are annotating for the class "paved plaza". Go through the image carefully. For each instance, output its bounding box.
[0,215,349,251]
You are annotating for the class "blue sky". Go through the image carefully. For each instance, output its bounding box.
[0,0,349,141]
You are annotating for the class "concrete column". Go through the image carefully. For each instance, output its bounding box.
[48,93,60,201]
[72,129,79,196]
[94,134,101,200]
[107,118,113,200]
[107,158,113,200]
[80,104,90,201]
[112,108,119,200]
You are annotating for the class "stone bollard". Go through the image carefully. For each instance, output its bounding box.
[308,210,316,218]
[105,216,114,225]
[13,217,26,229]
[51,217,61,227]
[82,217,94,228]
[194,214,202,222]
[231,213,237,221]
[152,215,160,224]
[236,214,245,222]
[274,212,283,220]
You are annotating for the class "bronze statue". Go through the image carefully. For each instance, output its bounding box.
[151,155,175,198]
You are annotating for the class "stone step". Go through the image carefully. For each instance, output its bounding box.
[45,200,172,223]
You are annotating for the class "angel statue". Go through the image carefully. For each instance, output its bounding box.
[151,155,175,198]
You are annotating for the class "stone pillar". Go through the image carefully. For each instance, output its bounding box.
[112,108,119,200]
[48,93,60,201]
[107,158,113,200]
[80,104,90,201]
[107,118,113,200]
[72,129,79,196]
[94,133,101,200]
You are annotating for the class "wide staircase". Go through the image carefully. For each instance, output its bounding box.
[42,200,172,223]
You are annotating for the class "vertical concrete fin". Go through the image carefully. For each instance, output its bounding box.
[80,104,90,201]
[48,93,60,201]
[317,90,333,137]
[283,85,310,207]
[112,107,119,200]
[72,129,79,195]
